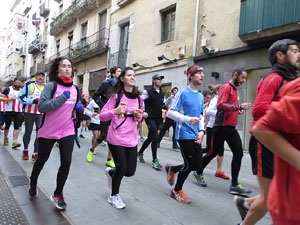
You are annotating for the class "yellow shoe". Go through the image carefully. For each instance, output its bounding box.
[12,141,21,149]
[86,149,94,163]
[106,160,115,168]
[3,138,8,146]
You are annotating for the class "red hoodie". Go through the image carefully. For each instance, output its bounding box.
[256,77,300,225]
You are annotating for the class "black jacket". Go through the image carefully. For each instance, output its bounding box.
[144,86,164,119]
[93,79,114,108]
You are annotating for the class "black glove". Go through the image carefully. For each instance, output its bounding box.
[32,99,39,104]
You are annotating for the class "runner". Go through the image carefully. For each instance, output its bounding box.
[137,74,165,170]
[100,67,143,209]
[165,65,205,204]
[235,39,300,224]
[204,84,229,180]
[2,78,23,148]
[0,87,8,131]
[157,87,179,150]
[92,66,122,168]
[28,57,83,211]
[193,68,252,196]
[85,98,107,162]
[18,72,45,161]
[252,77,300,225]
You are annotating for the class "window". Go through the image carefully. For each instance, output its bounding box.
[68,30,73,47]
[56,39,60,54]
[59,4,63,14]
[161,6,176,42]
[80,22,88,48]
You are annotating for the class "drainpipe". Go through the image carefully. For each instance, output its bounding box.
[192,0,200,57]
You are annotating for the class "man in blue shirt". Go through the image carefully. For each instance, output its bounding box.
[165,65,205,204]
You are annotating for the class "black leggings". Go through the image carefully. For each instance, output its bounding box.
[30,135,75,195]
[200,126,243,186]
[108,143,137,196]
[138,118,161,161]
[202,127,225,156]
[171,140,203,191]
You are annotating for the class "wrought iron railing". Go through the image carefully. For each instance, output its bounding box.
[45,28,109,66]
[50,0,96,34]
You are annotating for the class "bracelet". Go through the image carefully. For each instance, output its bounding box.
[200,130,206,135]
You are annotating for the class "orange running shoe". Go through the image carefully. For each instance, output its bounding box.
[165,164,175,186]
[171,189,191,204]
[215,171,230,180]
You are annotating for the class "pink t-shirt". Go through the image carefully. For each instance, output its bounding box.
[100,93,143,147]
[38,84,77,139]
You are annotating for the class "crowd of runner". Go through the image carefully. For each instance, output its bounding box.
[0,38,300,225]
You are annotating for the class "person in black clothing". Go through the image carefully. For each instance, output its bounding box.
[137,74,165,170]
[157,87,179,149]
[92,66,121,168]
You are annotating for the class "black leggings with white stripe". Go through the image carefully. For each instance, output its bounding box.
[171,140,203,191]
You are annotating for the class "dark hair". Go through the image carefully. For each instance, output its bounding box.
[171,87,178,93]
[203,90,212,97]
[232,67,247,77]
[111,67,140,107]
[48,57,74,82]
[13,78,21,82]
[110,66,121,78]
[268,39,298,65]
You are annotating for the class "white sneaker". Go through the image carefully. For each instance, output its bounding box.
[107,194,125,209]
[105,167,113,190]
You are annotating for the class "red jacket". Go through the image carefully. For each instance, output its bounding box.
[256,77,300,224]
[214,82,240,127]
[249,73,287,133]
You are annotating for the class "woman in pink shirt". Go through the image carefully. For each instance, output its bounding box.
[100,67,144,209]
[28,57,83,211]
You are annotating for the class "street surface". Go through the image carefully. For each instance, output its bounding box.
[1,128,272,225]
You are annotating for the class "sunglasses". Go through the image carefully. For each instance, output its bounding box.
[155,78,162,80]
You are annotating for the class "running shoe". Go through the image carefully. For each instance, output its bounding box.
[172,145,180,150]
[28,185,38,197]
[152,159,162,170]
[86,149,94,163]
[22,151,29,160]
[229,184,252,197]
[139,136,145,142]
[105,167,113,190]
[215,171,230,180]
[12,141,21,149]
[170,189,191,204]
[107,194,125,209]
[106,160,116,168]
[193,171,207,187]
[165,164,175,186]
[3,137,8,146]
[31,154,38,161]
[137,154,145,163]
[79,134,85,138]
[234,195,249,220]
[51,194,67,210]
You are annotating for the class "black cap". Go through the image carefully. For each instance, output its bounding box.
[152,74,164,79]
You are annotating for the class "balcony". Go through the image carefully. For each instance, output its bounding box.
[69,28,109,63]
[45,28,109,66]
[239,0,300,43]
[117,0,135,7]
[50,0,100,36]
[28,35,47,54]
[40,2,50,17]
[108,49,129,69]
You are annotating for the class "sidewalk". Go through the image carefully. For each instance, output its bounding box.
[0,138,72,225]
